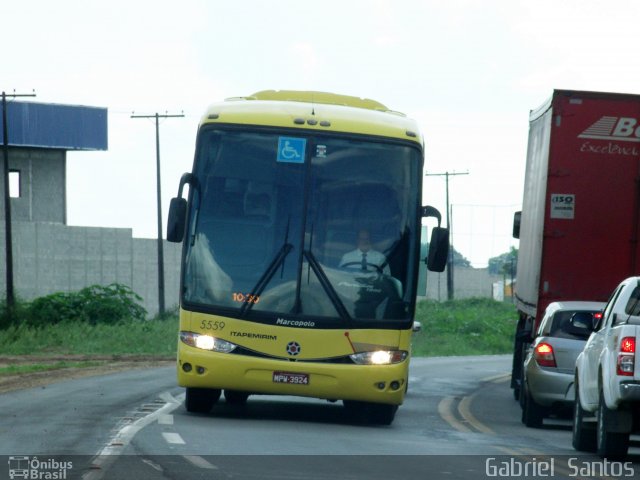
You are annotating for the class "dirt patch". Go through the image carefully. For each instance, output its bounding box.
[0,355,174,394]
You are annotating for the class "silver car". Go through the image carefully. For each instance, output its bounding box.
[521,300,605,428]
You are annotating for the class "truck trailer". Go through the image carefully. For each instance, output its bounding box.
[512,89,640,399]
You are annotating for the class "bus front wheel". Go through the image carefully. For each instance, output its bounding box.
[344,400,398,425]
[185,387,221,413]
[224,389,250,405]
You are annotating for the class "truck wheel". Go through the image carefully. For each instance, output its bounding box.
[596,390,630,459]
[572,380,596,452]
[512,337,529,402]
[185,387,221,413]
[513,386,520,402]
[521,382,544,428]
[224,389,250,405]
[511,341,523,401]
[518,365,527,409]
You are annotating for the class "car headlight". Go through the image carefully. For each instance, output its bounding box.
[349,350,408,365]
[180,331,237,353]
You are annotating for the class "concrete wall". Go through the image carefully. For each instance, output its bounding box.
[0,222,181,315]
[2,148,67,224]
[0,220,501,315]
[422,266,503,301]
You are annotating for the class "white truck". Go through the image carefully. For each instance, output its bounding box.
[573,276,640,458]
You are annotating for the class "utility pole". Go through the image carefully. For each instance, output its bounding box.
[425,170,469,300]
[131,111,184,317]
[2,90,36,311]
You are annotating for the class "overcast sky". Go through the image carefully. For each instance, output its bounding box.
[3,0,640,267]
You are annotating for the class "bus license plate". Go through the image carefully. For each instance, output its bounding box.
[273,372,309,385]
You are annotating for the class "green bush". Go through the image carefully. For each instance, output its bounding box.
[24,284,147,327]
[0,296,29,329]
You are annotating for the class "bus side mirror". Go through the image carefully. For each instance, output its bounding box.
[167,172,195,243]
[421,205,449,272]
[427,227,449,272]
[513,211,521,239]
[421,205,442,225]
[167,197,187,243]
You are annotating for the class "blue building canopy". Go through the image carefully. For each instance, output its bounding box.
[1,101,107,151]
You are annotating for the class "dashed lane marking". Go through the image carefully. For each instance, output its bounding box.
[158,414,174,425]
[183,455,218,470]
[162,432,186,445]
[83,391,185,480]
[141,458,163,472]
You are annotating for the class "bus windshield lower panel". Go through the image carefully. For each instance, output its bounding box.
[183,128,421,327]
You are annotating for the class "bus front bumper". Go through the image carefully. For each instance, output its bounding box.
[177,345,408,405]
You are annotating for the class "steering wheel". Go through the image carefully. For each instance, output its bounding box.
[340,262,384,274]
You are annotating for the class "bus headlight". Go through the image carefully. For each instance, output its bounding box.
[180,331,238,353]
[349,350,408,365]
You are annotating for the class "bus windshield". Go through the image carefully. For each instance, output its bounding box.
[183,128,422,327]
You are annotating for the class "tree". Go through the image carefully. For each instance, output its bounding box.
[451,246,471,267]
[488,247,518,276]
[421,241,471,267]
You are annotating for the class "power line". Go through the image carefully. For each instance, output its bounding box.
[131,111,184,317]
[2,90,36,312]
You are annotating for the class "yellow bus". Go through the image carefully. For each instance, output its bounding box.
[167,90,448,424]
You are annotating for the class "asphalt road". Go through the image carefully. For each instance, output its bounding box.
[2,356,639,480]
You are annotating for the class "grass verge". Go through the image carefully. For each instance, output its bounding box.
[0,361,104,375]
[412,298,516,356]
[0,299,516,364]
[0,317,178,357]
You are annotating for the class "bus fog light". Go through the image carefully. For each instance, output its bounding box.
[377,382,386,390]
[390,381,401,391]
[196,366,206,374]
[182,362,192,373]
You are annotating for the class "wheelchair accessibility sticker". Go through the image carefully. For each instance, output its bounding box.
[277,137,306,163]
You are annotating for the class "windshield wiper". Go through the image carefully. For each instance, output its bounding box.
[239,242,293,317]
[303,250,352,324]
[240,216,292,317]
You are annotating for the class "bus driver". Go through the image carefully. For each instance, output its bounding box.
[339,229,390,275]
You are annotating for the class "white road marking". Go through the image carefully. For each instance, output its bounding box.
[141,458,163,472]
[83,391,185,480]
[183,455,218,470]
[162,432,186,445]
[158,414,174,425]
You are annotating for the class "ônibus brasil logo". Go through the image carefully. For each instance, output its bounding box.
[579,116,640,142]
[8,456,73,479]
